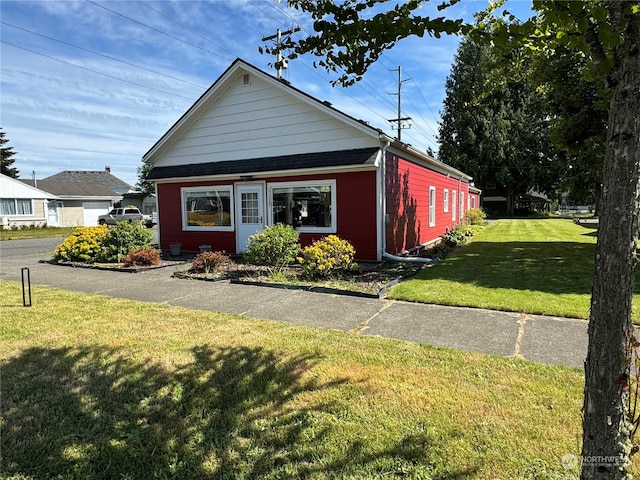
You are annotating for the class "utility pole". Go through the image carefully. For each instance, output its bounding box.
[262,27,300,79]
[387,66,411,142]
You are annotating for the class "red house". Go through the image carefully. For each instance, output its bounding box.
[144,59,479,261]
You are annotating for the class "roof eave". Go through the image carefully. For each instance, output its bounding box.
[381,133,473,182]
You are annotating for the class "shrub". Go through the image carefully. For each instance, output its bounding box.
[298,235,356,279]
[465,208,487,225]
[441,228,467,247]
[53,225,109,263]
[457,224,485,237]
[122,247,161,267]
[97,221,154,263]
[191,251,229,274]
[244,224,300,273]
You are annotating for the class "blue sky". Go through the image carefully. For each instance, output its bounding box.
[0,0,534,187]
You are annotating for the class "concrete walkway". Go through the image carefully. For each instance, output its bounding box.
[0,238,587,369]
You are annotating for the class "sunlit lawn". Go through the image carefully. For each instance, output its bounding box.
[389,218,640,322]
[0,280,590,479]
[0,226,76,241]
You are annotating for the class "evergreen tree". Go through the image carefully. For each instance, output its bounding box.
[438,38,560,214]
[135,163,156,195]
[0,129,19,178]
[530,46,608,214]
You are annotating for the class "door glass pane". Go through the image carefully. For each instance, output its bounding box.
[241,192,259,223]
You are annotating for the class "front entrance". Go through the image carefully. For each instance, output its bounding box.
[236,183,265,252]
[47,201,60,227]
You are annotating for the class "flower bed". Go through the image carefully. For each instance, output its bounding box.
[173,259,425,298]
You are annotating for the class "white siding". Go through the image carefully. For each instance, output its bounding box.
[153,74,376,167]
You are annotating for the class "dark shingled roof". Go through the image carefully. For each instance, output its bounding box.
[147,147,379,181]
[20,179,122,197]
[44,170,133,191]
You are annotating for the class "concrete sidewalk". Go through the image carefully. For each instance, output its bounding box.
[0,242,587,369]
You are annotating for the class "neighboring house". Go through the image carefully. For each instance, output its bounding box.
[144,59,480,261]
[0,173,58,228]
[21,167,134,227]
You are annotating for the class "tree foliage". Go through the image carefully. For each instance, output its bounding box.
[438,37,561,214]
[530,45,608,211]
[280,1,640,478]
[136,162,156,195]
[1,128,19,178]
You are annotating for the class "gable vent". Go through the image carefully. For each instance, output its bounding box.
[243,74,250,85]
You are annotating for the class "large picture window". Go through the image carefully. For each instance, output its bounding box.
[182,186,233,231]
[1,198,32,215]
[269,180,336,233]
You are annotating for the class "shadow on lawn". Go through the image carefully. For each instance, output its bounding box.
[426,241,599,295]
[1,345,477,479]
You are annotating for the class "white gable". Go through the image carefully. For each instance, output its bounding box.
[146,61,380,167]
[0,174,57,199]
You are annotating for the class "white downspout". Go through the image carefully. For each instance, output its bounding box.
[383,251,438,264]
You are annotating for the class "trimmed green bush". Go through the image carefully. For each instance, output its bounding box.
[98,222,154,263]
[298,235,356,279]
[244,224,300,273]
[191,251,230,274]
[53,226,109,263]
[441,228,467,247]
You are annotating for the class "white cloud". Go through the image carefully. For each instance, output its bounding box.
[2,0,523,185]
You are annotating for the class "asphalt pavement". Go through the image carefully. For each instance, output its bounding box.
[0,237,588,369]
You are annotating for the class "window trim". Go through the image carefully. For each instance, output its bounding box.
[0,198,33,216]
[268,179,337,233]
[452,190,457,222]
[443,189,449,213]
[429,186,436,227]
[460,192,465,220]
[181,185,235,232]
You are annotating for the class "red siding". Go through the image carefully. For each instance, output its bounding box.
[156,170,378,260]
[385,153,471,254]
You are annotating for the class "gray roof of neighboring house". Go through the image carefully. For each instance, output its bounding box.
[20,179,123,198]
[148,147,379,181]
[44,170,133,192]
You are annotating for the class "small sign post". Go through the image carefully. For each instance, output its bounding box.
[21,267,32,307]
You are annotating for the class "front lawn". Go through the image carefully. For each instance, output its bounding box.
[0,280,589,479]
[0,226,76,241]
[388,218,640,321]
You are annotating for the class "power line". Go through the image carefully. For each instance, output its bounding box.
[137,0,238,59]
[408,78,442,128]
[1,21,207,90]
[86,0,233,62]
[0,40,196,100]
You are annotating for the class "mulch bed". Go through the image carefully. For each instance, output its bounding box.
[46,252,430,297]
[173,258,426,298]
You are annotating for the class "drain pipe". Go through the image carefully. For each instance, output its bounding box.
[383,251,439,264]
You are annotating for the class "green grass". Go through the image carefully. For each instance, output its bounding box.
[0,226,76,240]
[0,280,594,479]
[389,218,640,321]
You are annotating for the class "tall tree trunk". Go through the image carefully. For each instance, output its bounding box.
[593,181,602,217]
[581,10,640,480]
